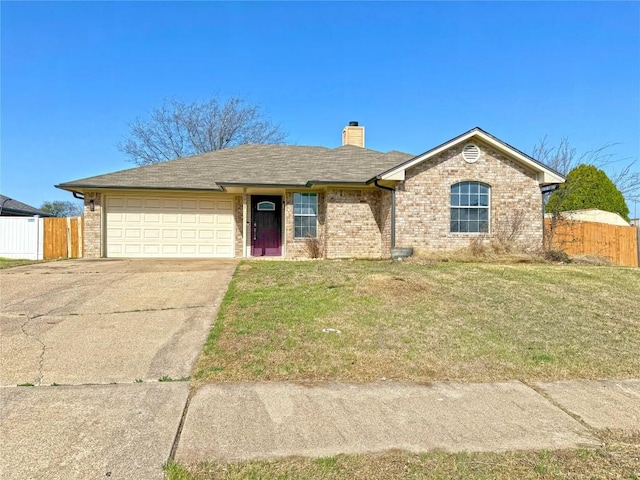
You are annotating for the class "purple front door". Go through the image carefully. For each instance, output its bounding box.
[251,196,282,256]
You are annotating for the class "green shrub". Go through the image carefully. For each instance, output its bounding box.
[546,164,629,221]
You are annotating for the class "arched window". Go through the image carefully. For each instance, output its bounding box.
[450,181,490,233]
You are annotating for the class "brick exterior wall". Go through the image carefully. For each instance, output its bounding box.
[324,189,385,259]
[284,192,326,259]
[395,141,543,253]
[83,192,102,258]
[379,189,393,257]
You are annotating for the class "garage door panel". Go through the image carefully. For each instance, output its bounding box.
[162,229,179,239]
[215,245,232,255]
[216,216,232,226]
[109,198,125,208]
[106,195,234,258]
[216,230,232,240]
[124,244,142,254]
[163,199,180,209]
[161,245,179,254]
[143,245,160,254]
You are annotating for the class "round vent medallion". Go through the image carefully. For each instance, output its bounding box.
[462,143,480,163]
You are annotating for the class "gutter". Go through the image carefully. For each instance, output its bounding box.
[540,184,561,247]
[373,179,395,248]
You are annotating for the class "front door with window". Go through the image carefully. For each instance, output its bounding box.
[251,196,282,256]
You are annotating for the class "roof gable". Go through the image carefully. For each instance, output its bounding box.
[377,127,565,186]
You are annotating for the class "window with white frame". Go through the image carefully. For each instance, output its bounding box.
[293,193,317,238]
[450,181,490,233]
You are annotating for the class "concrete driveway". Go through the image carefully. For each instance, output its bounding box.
[0,258,237,480]
[1,258,237,386]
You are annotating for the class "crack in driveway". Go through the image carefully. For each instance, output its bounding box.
[20,315,47,386]
[40,305,211,317]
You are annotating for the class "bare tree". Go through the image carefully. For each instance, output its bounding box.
[533,136,639,202]
[41,200,83,217]
[534,136,639,249]
[119,96,288,165]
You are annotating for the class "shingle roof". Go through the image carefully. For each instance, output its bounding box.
[0,195,52,216]
[56,144,415,191]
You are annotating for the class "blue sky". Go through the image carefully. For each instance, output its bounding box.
[2,1,639,215]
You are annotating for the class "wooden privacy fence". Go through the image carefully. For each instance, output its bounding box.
[545,219,638,267]
[43,217,83,260]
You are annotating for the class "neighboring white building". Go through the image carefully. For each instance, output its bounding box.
[546,209,631,227]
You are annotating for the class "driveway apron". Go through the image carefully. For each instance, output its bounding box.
[0,258,237,480]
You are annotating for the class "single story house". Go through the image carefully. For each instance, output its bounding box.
[0,195,53,217]
[56,124,565,259]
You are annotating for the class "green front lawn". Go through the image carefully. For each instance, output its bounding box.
[193,259,640,385]
[166,431,639,480]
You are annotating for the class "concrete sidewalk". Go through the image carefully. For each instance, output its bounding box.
[176,379,640,464]
[0,382,189,480]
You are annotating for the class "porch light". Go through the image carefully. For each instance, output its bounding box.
[89,199,95,212]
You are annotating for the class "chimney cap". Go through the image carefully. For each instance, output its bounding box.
[348,121,359,127]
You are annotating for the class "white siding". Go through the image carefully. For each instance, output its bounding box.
[0,216,44,260]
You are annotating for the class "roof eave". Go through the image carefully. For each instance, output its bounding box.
[305,180,370,187]
[2,207,52,217]
[55,184,224,192]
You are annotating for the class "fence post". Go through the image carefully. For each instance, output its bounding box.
[66,217,72,258]
[36,215,43,260]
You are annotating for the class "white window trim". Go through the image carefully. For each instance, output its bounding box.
[450,181,491,234]
[293,192,318,239]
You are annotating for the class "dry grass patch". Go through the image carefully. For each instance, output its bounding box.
[193,260,640,385]
[166,430,640,479]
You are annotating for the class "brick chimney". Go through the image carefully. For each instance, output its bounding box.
[342,121,365,148]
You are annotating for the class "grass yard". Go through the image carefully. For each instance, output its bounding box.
[0,257,41,269]
[193,259,640,385]
[166,431,640,480]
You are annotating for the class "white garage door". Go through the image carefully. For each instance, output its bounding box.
[106,195,234,258]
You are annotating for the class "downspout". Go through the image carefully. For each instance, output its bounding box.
[374,179,395,248]
[72,191,85,200]
[540,184,560,249]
